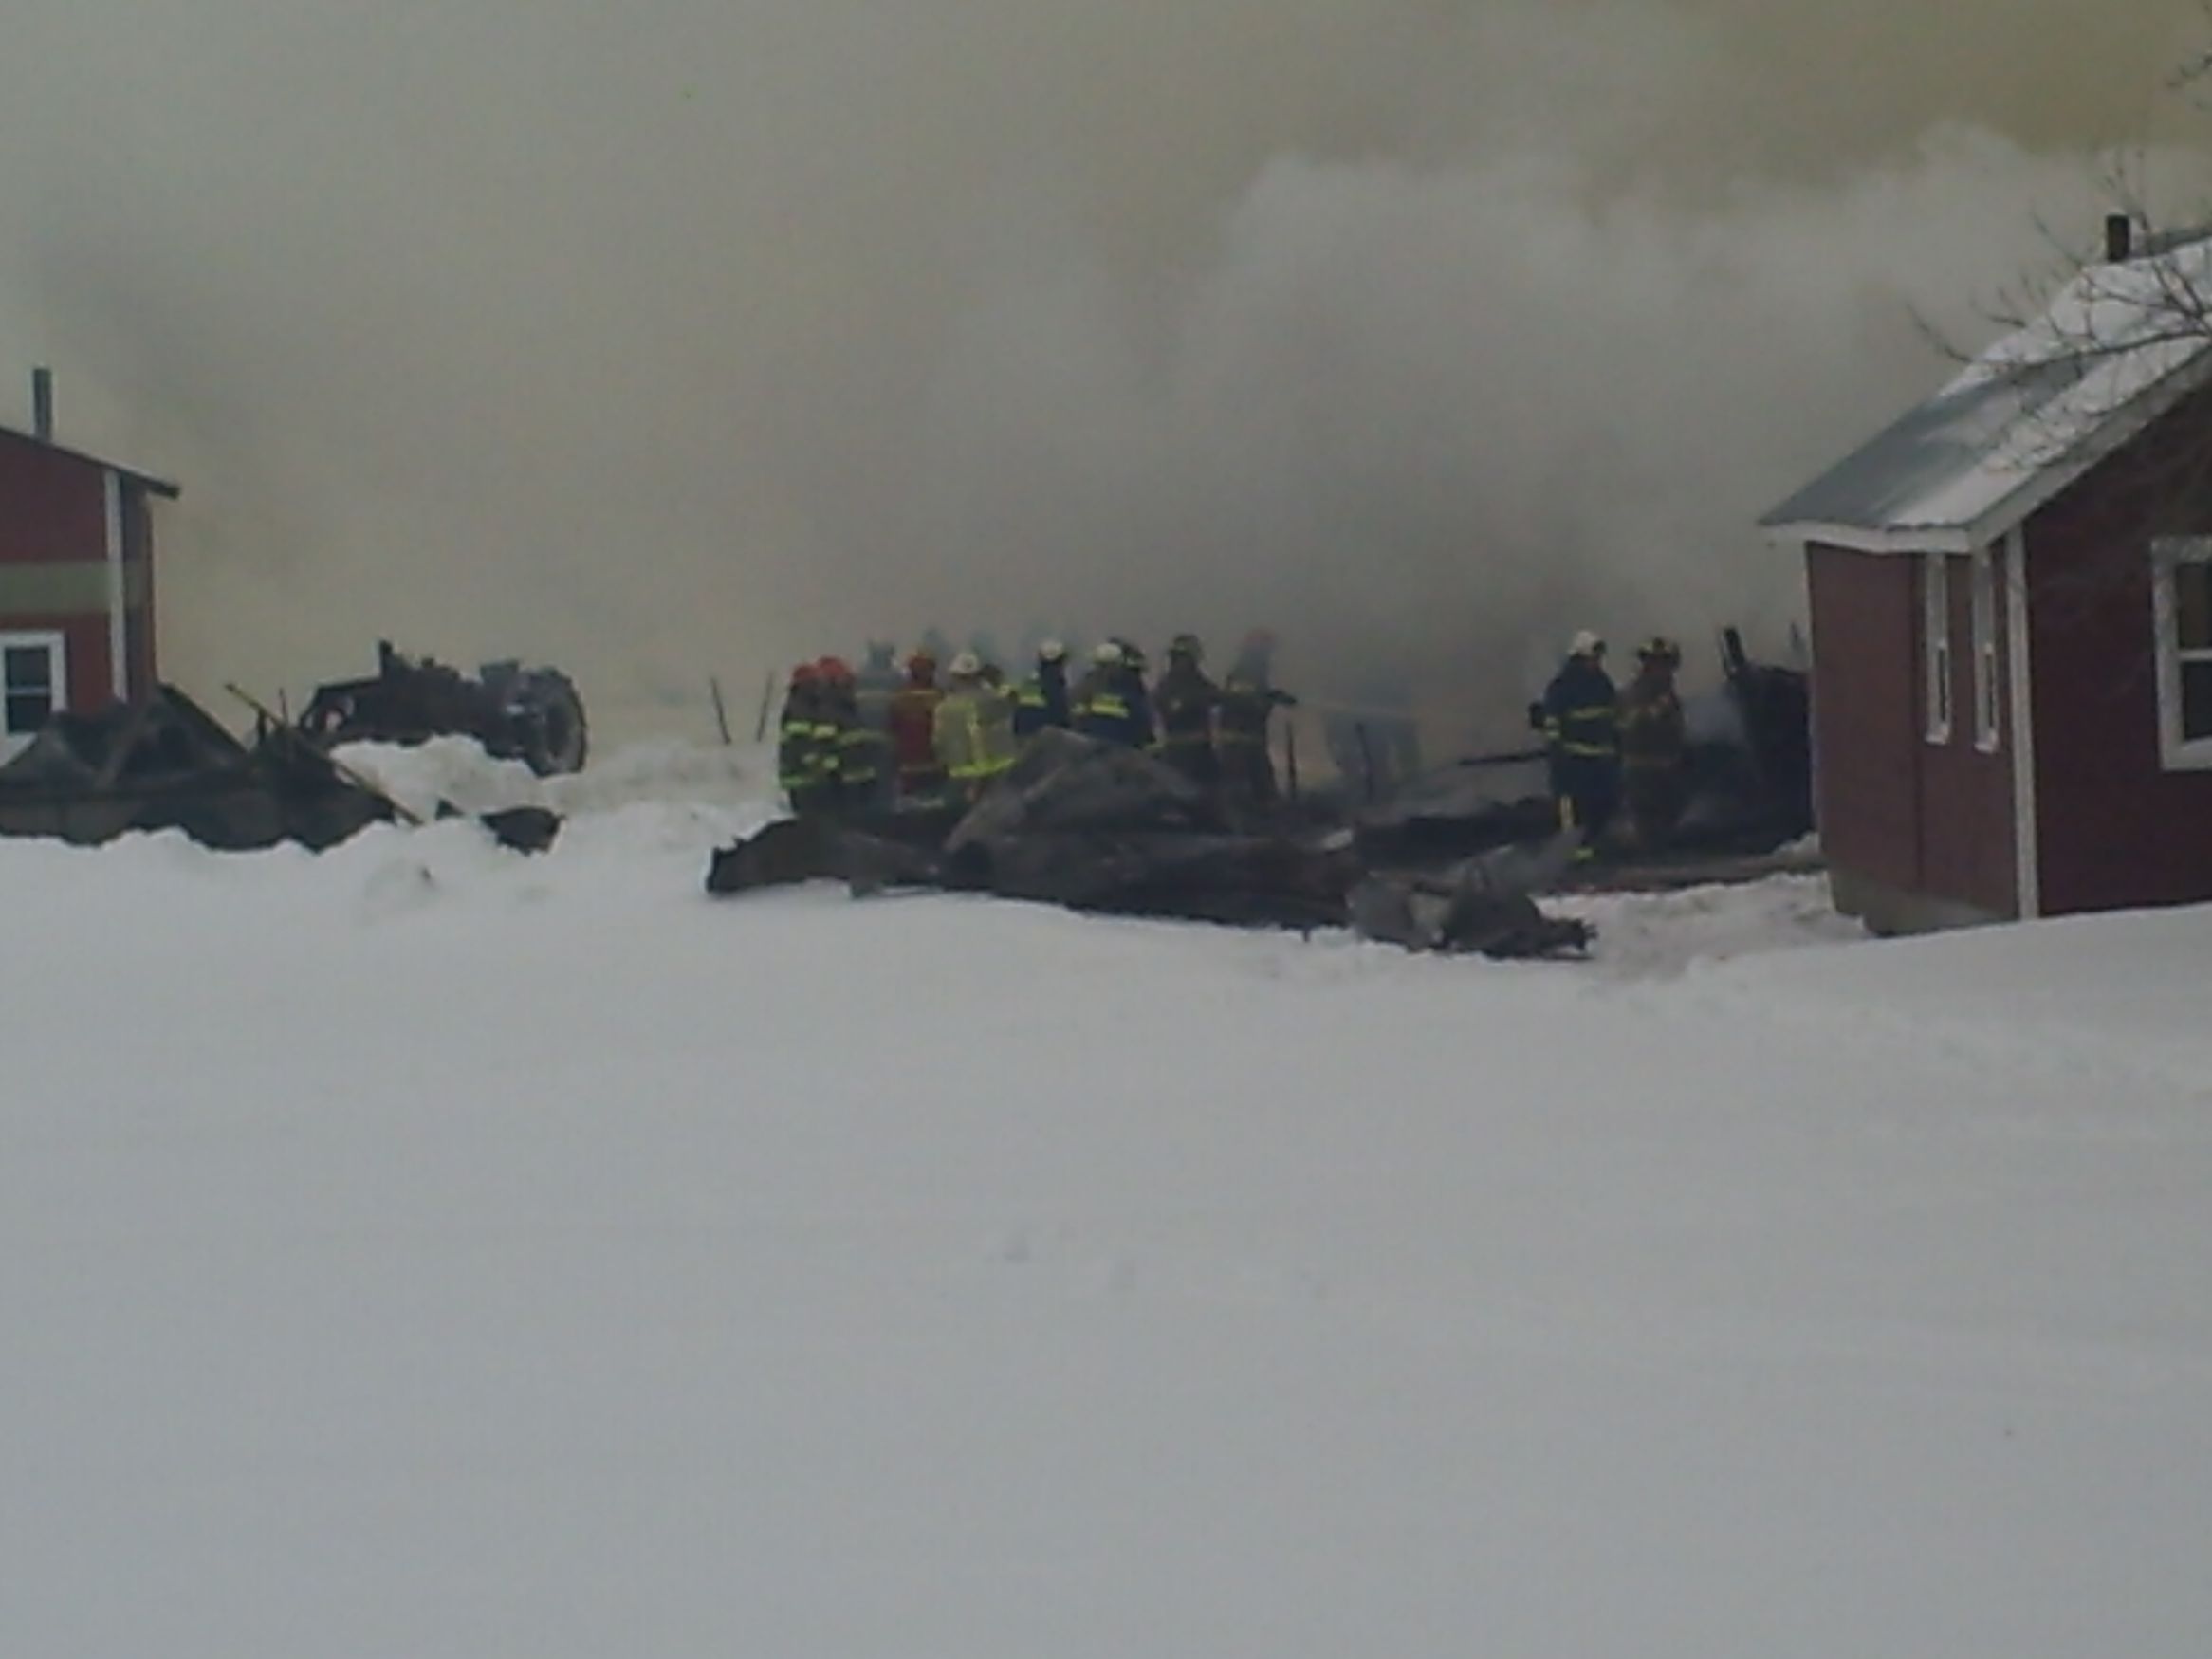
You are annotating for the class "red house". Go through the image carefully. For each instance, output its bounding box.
[1761,224,2212,933]
[0,370,179,759]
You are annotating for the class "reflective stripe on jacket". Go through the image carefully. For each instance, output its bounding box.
[1011,664,1071,737]
[932,687,1019,782]
[1541,659,1620,761]
[1071,668,1150,747]
[777,689,836,789]
[838,723,887,783]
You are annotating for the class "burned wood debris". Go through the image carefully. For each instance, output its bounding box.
[0,686,397,851]
[0,684,566,856]
[707,728,1591,958]
[705,627,1816,946]
[1347,837,1591,957]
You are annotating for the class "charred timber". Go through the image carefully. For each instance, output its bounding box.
[706,728,1591,959]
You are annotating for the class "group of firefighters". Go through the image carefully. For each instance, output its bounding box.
[777,630,1299,817]
[778,621,1693,857]
[1536,630,1689,856]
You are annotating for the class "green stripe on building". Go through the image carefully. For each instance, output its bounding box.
[0,561,119,613]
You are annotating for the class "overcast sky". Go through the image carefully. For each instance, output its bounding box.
[2,0,2206,737]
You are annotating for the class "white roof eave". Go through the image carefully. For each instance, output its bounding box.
[1760,520,1976,555]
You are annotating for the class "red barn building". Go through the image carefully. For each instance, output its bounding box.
[1762,225,2212,933]
[0,371,179,759]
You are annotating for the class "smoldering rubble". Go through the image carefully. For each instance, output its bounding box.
[707,728,1594,959]
[0,683,564,856]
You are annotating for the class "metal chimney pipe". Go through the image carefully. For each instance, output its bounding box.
[30,366,53,441]
[2105,212,2134,264]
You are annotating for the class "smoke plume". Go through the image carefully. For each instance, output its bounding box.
[2,0,2207,744]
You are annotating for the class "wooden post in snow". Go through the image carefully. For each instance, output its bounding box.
[752,670,777,744]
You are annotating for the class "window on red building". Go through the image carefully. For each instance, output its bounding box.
[1971,548,2000,752]
[0,631,65,758]
[2151,537,2212,767]
[1923,554,1953,745]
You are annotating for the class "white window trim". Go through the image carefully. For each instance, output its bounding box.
[0,629,69,761]
[1970,546,2000,752]
[2151,536,2212,770]
[1923,553,1954,745]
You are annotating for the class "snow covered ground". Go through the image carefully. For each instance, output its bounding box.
[332,733,764,820]
[6,741,2211,1657]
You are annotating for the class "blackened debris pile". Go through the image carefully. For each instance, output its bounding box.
[708,728,1589,958]
[0,686,396,850]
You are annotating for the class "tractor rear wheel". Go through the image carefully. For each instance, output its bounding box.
[521,673,589,775]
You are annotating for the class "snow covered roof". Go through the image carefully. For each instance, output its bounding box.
[1761,236,2212,551]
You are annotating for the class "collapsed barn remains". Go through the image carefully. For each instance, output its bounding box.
[0,686,396,850]
[707,728,1593,958]
[0,684,565,855]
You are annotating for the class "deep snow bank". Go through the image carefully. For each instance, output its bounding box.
[332,736,1866,975]
[332,735,768,820]
[6,801,2211,1658]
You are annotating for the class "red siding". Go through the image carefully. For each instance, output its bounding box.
[2024,396,2212,913]
[0,429,104,566]
[1916,551,2016,915]
[123,590,153,696]
[3,611,114,712]
[0,438,171,710]
[1808,543,2018,920]
[1807,544,1921,893]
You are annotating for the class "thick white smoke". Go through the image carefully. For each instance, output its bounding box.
[0,0,2205,744]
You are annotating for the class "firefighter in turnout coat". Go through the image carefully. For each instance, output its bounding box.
[777,662,837,817]
[1537,630,1622,855]
[932,652,1021,802]
[1619,636,1688,851]
[1152,634,1221,786]
[888,651,949,806]
[1118,640,1158,749]
[814,657,878,814]
[1071,641,1152,747]
[848,641,902,811]
[1012,640,1073,740]
[1217,629,1296,807]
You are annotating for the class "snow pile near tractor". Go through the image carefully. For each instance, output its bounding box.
[335,735,766,820]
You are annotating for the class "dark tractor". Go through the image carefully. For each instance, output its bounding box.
[1675,626,1813,850]
[298,640,589,776]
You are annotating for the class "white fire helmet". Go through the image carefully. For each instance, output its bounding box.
[949,650,983,678]
[1569,629,1605,657]
[1092,640,1123,665]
